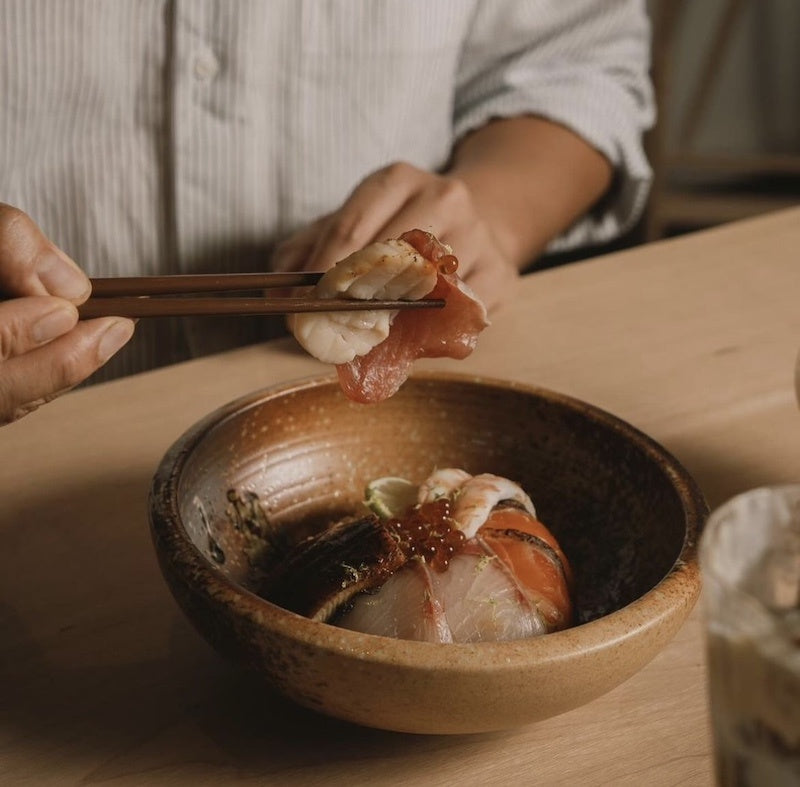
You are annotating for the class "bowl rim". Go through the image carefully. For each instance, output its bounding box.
[150,371,707,672]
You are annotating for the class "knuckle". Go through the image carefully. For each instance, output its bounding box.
[327,213,368,250]
[0,206,41,289]
[45,335,100,391]
[0,320,22,361]
[52,344,96,391]
[0,205,36,250]
[0,204,30,235]
[375,161,417,187]
[436,176,472,210]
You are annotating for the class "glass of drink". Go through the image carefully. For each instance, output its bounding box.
[700,485,800,786]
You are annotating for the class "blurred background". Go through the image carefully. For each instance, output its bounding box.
[645,0,800,240]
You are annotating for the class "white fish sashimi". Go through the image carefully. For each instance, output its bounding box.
[430,545,547,642]
[290,239,438,365]
[337,559,452,643]
[337,541,548,643]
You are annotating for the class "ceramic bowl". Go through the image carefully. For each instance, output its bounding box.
[150,372,707,734]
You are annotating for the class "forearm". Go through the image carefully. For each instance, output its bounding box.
[449,116,613,269]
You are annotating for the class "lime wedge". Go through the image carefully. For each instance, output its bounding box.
[364,477,418,519]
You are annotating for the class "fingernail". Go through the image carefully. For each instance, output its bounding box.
[32,305,77,344]
[36,250,90,300]
[97,319,135,363]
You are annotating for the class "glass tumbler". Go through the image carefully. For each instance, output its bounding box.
[700,485,800,786]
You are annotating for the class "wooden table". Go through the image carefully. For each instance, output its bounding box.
[2,209,799,786]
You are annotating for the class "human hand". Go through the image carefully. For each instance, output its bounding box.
[0,204,135,425]
[271,162,518,311]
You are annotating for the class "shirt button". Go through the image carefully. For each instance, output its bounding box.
[193,52,220,82]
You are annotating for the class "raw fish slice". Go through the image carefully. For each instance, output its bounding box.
[290,238,438,365]
[337,272,489,403]
[479,508,573,631]
[337,559,452,643]
[430,542,547,642]
[483,507,572,582]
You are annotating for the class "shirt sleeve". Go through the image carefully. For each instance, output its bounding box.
[454,0,655,253]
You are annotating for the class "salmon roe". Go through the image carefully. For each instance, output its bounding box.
[385,499,467,572]
[437,254,459,275]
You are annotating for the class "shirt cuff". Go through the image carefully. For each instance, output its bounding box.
[453,83,654,253]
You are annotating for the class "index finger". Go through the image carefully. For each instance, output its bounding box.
[0,203,90,303]
[305,163,427,271]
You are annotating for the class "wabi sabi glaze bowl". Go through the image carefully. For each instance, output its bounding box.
[149,372,707,734]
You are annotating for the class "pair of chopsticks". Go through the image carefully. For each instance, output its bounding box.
[79,272,444,319]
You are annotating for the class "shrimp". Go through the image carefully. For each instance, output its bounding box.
[417,467,472,504]
[290,239,438,365]
[451,474,536,539]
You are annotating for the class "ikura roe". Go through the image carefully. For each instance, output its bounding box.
[385,499,467,572]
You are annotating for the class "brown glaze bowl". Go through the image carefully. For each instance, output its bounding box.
[150,372,707,734]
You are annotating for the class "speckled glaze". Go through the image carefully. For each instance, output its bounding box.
[149,372,707,734]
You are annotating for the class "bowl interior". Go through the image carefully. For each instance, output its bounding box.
[175,374,694,625]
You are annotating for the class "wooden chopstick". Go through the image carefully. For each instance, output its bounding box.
[80,271,445,318]
[78,296,445,319]
[89,271,323,297]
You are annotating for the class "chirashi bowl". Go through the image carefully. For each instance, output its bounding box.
[149,372,707,734]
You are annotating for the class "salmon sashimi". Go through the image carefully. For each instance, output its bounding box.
[479,509,573,631]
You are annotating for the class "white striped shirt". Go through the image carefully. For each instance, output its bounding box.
[0,0,654,381]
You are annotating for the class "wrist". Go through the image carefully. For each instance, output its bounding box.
[449,116,613,268]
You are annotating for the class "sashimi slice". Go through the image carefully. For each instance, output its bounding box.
[333,229,489,403]
[429,543,548,642]
[337,559,452,643]
[337,271,489,403]
[479,508,573,631]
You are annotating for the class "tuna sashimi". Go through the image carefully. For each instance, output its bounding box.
[336,270,489,403]
[290,229,489,404]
